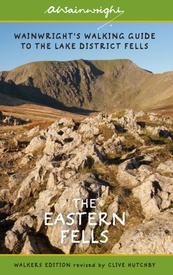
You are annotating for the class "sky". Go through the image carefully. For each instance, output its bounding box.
[0,22,173,73]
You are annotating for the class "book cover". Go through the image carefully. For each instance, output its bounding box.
[0,1,173,274]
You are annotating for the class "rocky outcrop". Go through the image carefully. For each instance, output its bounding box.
[111,214,173,254]
[45,174,109,254]
[0,111,29,126]
[0,109,173,254]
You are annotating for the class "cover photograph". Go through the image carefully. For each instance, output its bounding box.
[0,0,173,274]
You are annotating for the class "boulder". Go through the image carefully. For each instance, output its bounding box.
[46,173,110,254]
[111,218,173,254]
[157,160,173,175]
[26,126,40,138]
[5,215,33,252]
[116,160,140,188]
[24,135,46,154]
[133,174,173,219]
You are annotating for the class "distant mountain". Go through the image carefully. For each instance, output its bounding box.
[1,59,173,112]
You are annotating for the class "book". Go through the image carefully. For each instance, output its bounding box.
[0,1,173,274]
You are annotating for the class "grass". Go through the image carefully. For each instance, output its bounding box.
[12,239,25,254]
[48,190,63,205]
[74,154,145,254]
[122,132,142,149]
[78,188,144,254]
[0,103,86,124]
[85,162,119,187]
[98,124,114,141]
[112,110,126,119]
[146,133,166,145]
[1,105,173,254]
[166,202,173,210]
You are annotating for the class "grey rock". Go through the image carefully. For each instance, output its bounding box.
[116,160,140,187]
[46,173,110,254]
[26,126,40,138]
[104,196,119,230]
[103,134,123,157]
[157,160,173,175]
[5,215,33,251]
[29,189,57,232]
[21,235,40,254]
[111,218,173,254]
[133,174,173,219]
[24,135,46,154]
[20,153,34,166]
[0,189,10,201]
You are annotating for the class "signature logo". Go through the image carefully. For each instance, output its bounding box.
[44,5,125,29]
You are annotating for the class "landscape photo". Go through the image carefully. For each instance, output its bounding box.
[0,22,173,254]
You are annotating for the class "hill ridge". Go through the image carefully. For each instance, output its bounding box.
[0,59,173,113]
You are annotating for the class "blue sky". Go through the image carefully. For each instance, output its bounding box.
[0,22,173,73]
